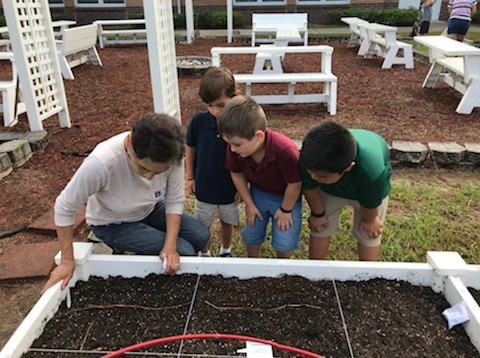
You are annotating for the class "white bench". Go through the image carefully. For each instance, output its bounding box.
[251,13,308,47]
[211,46,337,115]
[414,35,480,114]
[362,23,414,69]
[0,52,26,127]
[56,24,103,80]
[341,17,369,48]
[94,19,147,49]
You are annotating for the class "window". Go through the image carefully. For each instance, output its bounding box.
[75,0,125,7]
[48,0,64,8]
[234,0,286,5]
[297,0,350,4]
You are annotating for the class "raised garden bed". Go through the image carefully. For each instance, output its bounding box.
[1,245,480,357]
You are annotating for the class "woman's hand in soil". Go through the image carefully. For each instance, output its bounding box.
[308,215,329,233]
[246,204,263,228]
[41,260,75,294]
[360,216,384,239]
[160,250,180,275]
[274,210,293,233]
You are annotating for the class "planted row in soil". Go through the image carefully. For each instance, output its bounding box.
[25,274,479,357]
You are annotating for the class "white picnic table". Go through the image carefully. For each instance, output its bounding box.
[414,35,480,114]
[341,17,368,48]
[274,28,302,46]
[359,23,397,56]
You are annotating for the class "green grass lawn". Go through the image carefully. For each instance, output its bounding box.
[187,178,480,265]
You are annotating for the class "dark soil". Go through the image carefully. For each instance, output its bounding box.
[24,274,478,357]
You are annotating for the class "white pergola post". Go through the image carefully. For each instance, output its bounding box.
[227,0,233,43]
[3,0,70,131]
[143,0,181,122]
[185,0,195,44]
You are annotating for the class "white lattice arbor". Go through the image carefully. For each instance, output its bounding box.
[3,0,70,131]
[143,0,181,123]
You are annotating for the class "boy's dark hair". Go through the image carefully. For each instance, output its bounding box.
[218,95,267,140]
[131,113,185,164]
[299,121,357,174]
[199,67,236,103]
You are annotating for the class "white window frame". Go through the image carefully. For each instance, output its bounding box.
[48,0,65,8]
[296,0,350,4]
[74,0,126,8]
[233,0,287,6]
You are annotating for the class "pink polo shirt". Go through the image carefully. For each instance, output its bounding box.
[225,129,301,196]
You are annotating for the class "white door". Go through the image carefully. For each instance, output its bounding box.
[398,0,442,21]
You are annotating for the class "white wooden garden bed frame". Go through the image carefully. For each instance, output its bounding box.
[1,243,480,357]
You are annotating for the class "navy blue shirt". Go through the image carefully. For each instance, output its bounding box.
[186,111,236,205]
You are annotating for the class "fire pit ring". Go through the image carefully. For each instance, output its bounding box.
[176,56,212,77]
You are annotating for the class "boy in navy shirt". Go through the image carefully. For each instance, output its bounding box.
[186,67,240,257]
[219,96,302,258]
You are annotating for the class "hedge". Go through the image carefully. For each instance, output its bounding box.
[328,8,419,26]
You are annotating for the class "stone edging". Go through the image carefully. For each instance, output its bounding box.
[0,131,49,180]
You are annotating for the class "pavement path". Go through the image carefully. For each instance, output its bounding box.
[176,21,480,38]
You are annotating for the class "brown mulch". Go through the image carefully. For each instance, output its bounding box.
[0,37,479,349]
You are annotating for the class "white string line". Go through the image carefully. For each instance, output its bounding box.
[328,264,355,358]
[28,347,250,357]
[177,268,203,358]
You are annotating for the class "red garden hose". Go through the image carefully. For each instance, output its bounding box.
[102,333,325,358]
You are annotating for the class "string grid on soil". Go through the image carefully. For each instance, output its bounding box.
[23,274,479,357]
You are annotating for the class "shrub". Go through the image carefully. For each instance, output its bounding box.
[328,7,418,26]
[0,16,5,27]
[195,11,244,29]
[128,12,144,20]
[472,12,480,24]
[173,13,186,29]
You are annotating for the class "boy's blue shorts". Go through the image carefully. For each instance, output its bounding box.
[242,186,302,252]
[448,18,471,35]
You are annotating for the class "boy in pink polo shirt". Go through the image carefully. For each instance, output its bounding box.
[218,96,302,258]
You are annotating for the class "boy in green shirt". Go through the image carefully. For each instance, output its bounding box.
[299,121,392,261]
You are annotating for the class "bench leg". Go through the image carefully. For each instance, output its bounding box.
[245,83,252,97]
[423,63,444,88]
[326,80,337,115]
[1,83,18,127]
[347,33,358,48]
[382,47,414,70]
[456,79,480,114]
[58,53,75,80]
[357,38,369,56]
[288,82,295,102]
[88,47,103,67]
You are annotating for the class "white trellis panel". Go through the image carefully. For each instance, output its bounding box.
[143,0,181,123]
[185,0,194,44]
[3,0,70,132]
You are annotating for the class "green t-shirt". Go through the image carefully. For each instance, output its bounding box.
[302,129,392,209]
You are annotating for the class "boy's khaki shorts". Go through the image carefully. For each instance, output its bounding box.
[194,200,240,229]
[310,191,389,247]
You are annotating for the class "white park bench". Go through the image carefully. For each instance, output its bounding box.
[414,35,480,114]
[360,23,414,69]
[0,52,26,127]
[341,17,369,48]
[211,45,337,115]
[56,24,103,80]
[94,19,147,48]
[251,13,308,47]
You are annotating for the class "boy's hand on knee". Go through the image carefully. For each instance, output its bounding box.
[246,204,263,228]
[274,210,293,233]
[186,179,196,196]
[234,192,243,204]
[360,216,384,239]
[308,215,329,233]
